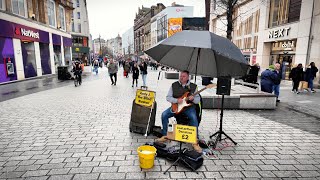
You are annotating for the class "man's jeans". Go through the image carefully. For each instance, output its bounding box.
[142,74,147,86]
[161,106,198,136]
[308,78,314,90]
[273,84,280,98]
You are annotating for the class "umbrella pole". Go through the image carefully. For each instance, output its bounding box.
[194,48,200,83]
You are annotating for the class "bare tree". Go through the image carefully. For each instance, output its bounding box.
[208,0,266,40]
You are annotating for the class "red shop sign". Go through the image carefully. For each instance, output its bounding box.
[14,24,40,42]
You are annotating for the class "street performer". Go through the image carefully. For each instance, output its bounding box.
[157,70,202,153]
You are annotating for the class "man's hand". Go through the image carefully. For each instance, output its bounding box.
[188,95,194,101]
[177,98,183,104]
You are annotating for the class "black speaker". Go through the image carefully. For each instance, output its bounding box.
[216,77,231,95]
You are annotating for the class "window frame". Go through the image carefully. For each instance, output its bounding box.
[76,0,80,7]
[59,5,66,31]
[11,0,27,17]
[47,0,56,28]
[77,12,80,19]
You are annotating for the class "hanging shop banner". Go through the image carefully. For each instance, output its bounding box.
[175,124,197,144]
[135,89,155,108]
[168,18,182,37]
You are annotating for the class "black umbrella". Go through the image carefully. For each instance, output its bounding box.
[145,30,249,78]
[145,30,248,148]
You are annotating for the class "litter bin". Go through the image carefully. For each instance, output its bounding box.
[57,66,70,80]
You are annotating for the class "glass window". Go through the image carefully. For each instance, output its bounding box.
[0,0,6,10]
[59,6,65,30]
[72,22,75,32]
[76,0,80,7]
[78,23,81,33]
[47,0,56,27]
[269,0,290,28]
[77,12,80,19]
[12,0,26,17]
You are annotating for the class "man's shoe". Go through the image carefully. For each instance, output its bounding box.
[155,136,168,143]
[311,89,316,93]
[192,143,202,153]
[276,99,280,103]
[132,84,134,87]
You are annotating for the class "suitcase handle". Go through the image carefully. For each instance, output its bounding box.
[140,86,148,90]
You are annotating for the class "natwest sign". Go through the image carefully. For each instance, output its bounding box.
[14,24,40,41]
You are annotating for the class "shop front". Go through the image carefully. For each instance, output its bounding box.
[72,36,89,65]
[269,39,297,80]
[0,19,50,83]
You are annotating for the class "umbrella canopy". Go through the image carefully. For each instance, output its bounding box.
[145,30,249,77]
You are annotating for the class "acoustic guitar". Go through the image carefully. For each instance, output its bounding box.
[171,84,216,114]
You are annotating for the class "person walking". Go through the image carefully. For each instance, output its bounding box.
[140,61,148,87]
[289,63,304,94]
[124,61,130,78]
[305,62,318,93]
[107,59,118,85]
[132,63,139,87]
[272,63,282,102]
[93,59,99,75]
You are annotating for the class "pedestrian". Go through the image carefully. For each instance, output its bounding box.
[305,62,318,93]
[123,61,130,78]
[250,63,260,84]
[132,63,139,87]
[260,65,280,94]
[107,59,118,85]
[139,60,148,87]
[93,59,99,75]
[289,63,304,94]
[272,63,282,102]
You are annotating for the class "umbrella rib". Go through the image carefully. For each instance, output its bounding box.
[186,48,196,71]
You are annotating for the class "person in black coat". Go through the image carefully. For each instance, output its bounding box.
[132,63,139,87]
[289,63,304,93]
[305,62,318,92]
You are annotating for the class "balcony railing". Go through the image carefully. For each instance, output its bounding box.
[58,0,74,10]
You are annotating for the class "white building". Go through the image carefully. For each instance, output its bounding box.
[71,0,91,65]
[122,27,134,55]
[151,5,194,46]
[93,38,107,55]
[107,35,122,58]
[210,0,320,82]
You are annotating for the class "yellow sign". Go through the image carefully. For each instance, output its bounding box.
[175,124,197,144]
[135,89,155,108]
[168,18,182,37]
[75,48,80,52]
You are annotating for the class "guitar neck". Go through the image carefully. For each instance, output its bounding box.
[192,87,207,96]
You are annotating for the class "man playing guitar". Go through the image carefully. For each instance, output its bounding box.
[157,70,202,153]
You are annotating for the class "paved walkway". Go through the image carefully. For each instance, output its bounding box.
[1,68,320,179]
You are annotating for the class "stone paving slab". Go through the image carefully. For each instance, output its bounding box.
[0,69,320,179]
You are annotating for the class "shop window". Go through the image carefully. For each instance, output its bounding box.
[1,0,6,10]
[21,41,37,78]
[39,43,51,75]
[47,0,56,27]
[77,12,80,19]
[59,6,66,30]
[12,0,26,17]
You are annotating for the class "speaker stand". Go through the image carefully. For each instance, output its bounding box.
[209,95,237,148]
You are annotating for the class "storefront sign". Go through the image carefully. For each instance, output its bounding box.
[135,89,155,108]
[0,19,49,43]
[175,124,197,144]
[269,27,290,39]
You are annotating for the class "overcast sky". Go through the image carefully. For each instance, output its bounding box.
[87,0,205,40]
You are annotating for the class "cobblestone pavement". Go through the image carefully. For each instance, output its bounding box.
[1,68,320,179]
